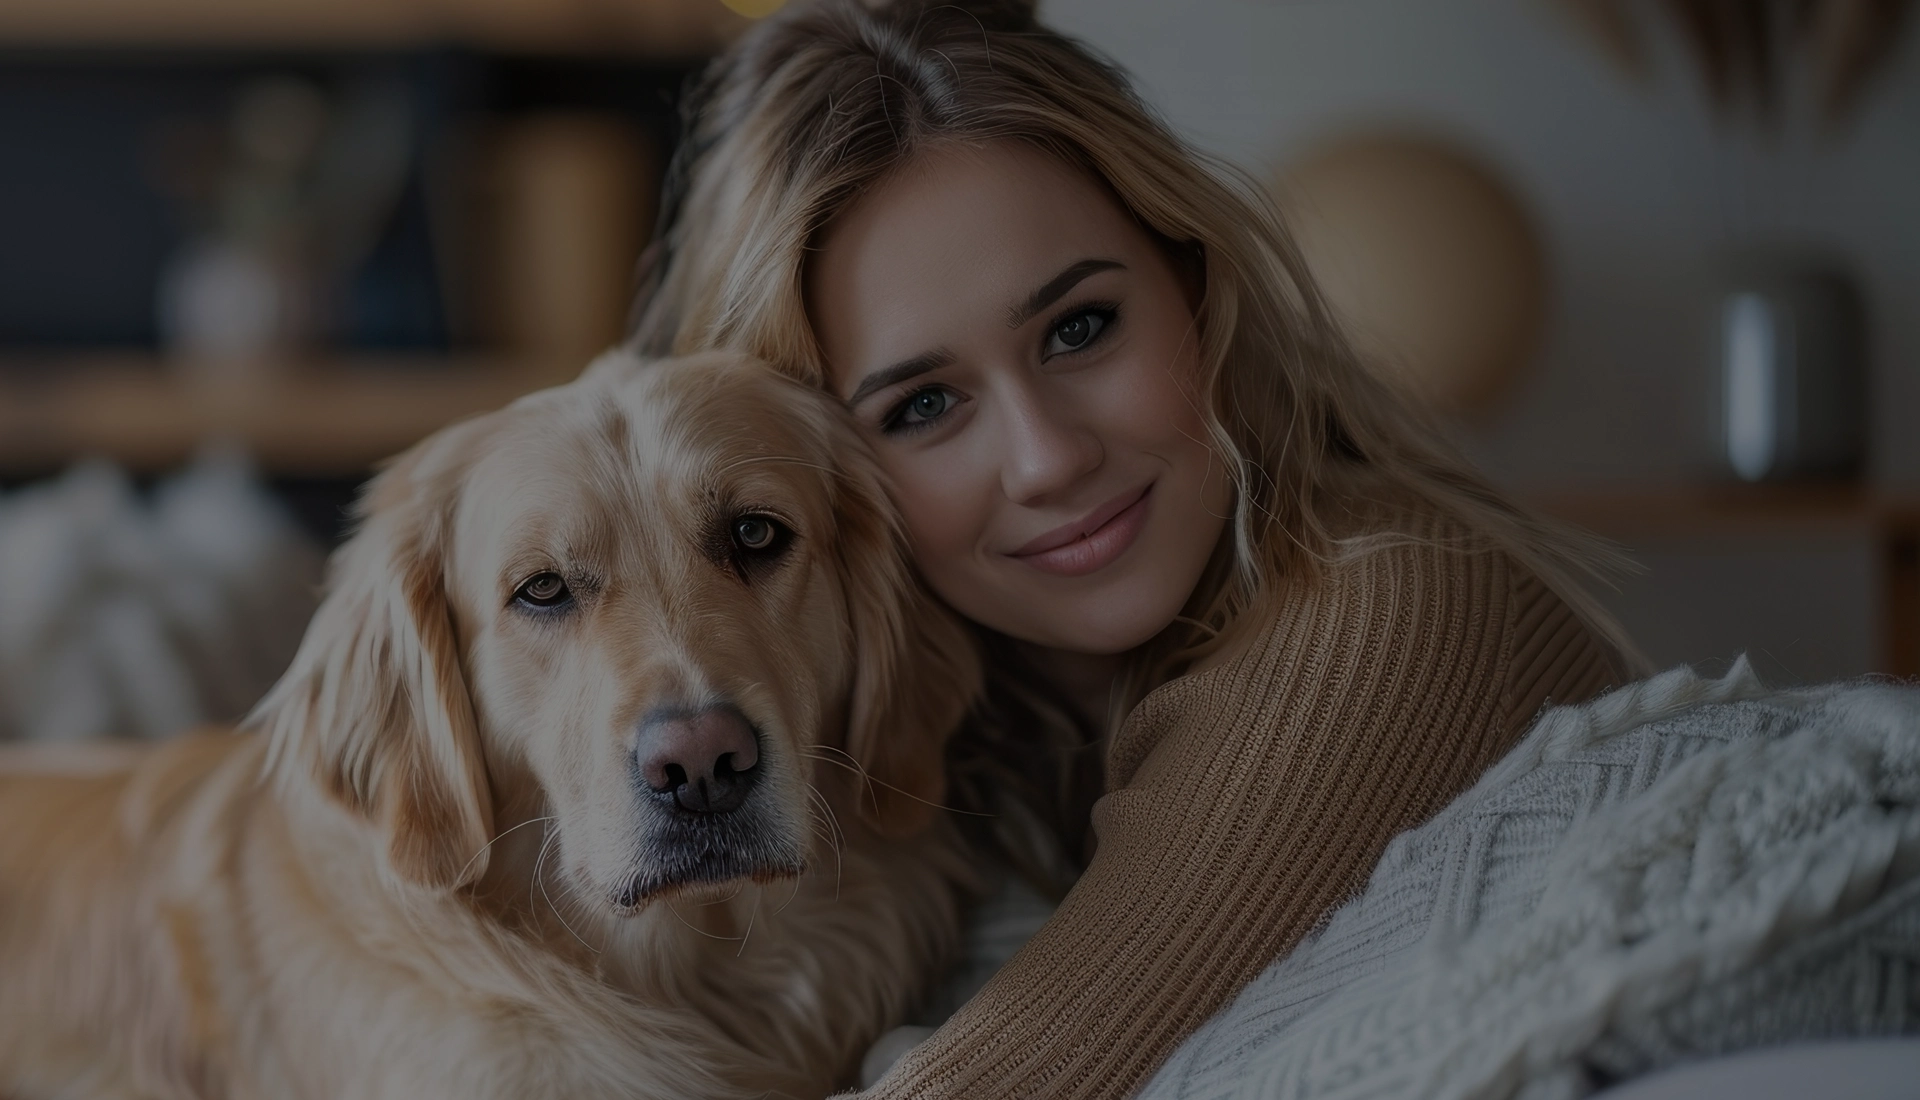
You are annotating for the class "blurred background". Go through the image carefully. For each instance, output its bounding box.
[0,0,1914,742]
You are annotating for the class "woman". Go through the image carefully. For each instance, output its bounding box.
[632,1,1639,1095]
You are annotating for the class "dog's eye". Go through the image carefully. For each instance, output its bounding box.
[731,515,788,555]
[513,571,572,609]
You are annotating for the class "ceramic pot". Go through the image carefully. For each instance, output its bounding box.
[1718,261,1866,482]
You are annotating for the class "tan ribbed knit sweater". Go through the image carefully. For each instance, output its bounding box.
[866,516,1624,1099]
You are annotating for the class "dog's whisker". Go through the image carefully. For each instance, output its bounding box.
[532,824,601,956]
[802,817,840,894]
[806,785,848,862]
[663,897,746,942]
[803,816,841,865]
[455,814,557,886]
[802,783,846,865]
[803,782,847,851]
[803,746,993,817]
[560,880,614,956]
[556,886,609,956]
[736,890,762,959]
[771,864,807,917]
[803,783,847,903]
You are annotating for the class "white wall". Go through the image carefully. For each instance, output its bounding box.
[1044,0,1920,680]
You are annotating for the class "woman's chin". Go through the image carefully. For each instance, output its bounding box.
[997,589,1191,657]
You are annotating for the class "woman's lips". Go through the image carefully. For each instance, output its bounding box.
[1007,485,1153,577]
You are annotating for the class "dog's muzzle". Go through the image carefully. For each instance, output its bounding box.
[614,705,802,911]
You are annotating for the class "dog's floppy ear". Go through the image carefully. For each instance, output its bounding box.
[252,423,494,891]
[835,442,982,836]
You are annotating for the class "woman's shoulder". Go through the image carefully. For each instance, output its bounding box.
[1112,497,1621,787]
[1320,493,1628,719]
[1107,501,1505,783]
[1208,496,1514,681]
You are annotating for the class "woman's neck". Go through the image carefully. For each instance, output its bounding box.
[1014,643,1126,731]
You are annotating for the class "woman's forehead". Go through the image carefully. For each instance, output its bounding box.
[809,141,1152,387]
[817,142,1140,297]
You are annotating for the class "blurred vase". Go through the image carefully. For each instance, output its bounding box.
[156,239,316,373]
[490,115,654,370]
[1716,260,1866,482]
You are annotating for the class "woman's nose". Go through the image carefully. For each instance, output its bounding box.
[999,390,1104,506]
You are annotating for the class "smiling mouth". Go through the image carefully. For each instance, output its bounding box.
[1007,483,1153,578]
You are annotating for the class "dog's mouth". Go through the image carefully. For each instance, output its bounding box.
[608,813,806,914]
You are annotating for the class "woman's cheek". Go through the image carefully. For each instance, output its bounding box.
[890,455,993,584]
[1104,346,1199,455]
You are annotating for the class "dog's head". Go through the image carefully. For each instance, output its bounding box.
[252,351,978,910]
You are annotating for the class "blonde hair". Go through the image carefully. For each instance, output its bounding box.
[634,0,1638,883]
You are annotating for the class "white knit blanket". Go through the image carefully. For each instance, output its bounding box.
[1136,660,1920,1099]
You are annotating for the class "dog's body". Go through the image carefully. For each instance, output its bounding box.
[0,733,961,1099]
[0,353,980,1100]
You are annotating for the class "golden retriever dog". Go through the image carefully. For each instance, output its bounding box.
[0,351,980,1099]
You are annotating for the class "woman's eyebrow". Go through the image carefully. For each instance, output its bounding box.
[845,348,956,407]
[1005,258,1125,329]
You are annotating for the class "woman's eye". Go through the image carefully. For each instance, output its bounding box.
[732,514,789,554]
[1043,307,1114,358]
[884,385,959,433]
[513,571,572,609]
[908,389,949,420]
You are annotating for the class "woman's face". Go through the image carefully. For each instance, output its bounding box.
[809,141,1231,655]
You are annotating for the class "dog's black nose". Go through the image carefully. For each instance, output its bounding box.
[635,706,760,814]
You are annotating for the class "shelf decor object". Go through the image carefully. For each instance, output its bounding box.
[1557,0,1915,128]
[1274,133,1548,418]
[1556,1,1905,487]
[1718,259,1866,482]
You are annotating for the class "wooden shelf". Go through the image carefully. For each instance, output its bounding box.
[1528,484,1920,679]
[0,0,751,55]
[0,354,578,476]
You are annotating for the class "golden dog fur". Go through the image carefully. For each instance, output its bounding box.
[0,352,980,1099]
